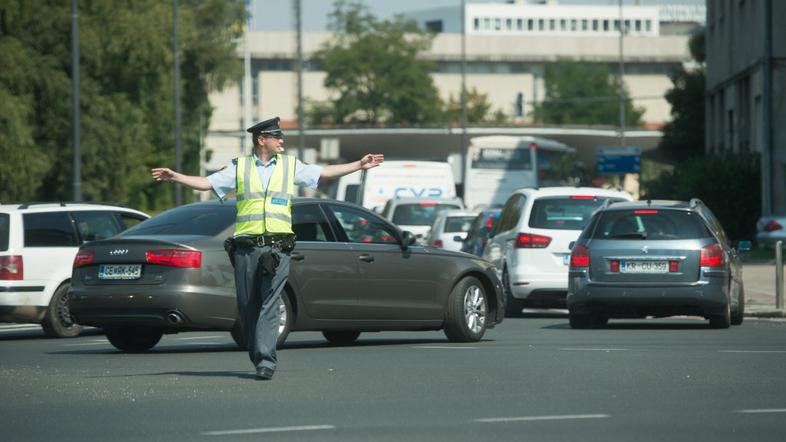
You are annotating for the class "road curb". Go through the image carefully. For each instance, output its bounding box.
[745,309,786,318]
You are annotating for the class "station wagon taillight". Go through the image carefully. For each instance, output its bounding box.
[764,220,783,232]
[570,245,590,267]
[0,255,23,280]
[73,251,95,268]
[700,244,724,268]
[515,233,551,248]
[433,239,444,248]
[145,249,202,268]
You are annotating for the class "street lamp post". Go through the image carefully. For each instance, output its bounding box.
[72,0,81,202]
[173,0,182,205]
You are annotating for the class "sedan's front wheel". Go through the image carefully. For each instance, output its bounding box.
[322,330,361,345]
[444,276,487,342]
[105,327,163,353]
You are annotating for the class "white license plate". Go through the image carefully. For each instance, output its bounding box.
[621,260,667,274]
[98,264,142,280]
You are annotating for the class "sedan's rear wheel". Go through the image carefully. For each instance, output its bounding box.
[105,327,163,353]
[731,286,745,326]
[41,283,82,338]
[322,330,361,345]
[444,276,487,342]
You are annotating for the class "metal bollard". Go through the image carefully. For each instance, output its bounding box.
[777,240,784,310]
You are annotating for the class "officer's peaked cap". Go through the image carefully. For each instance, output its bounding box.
[247,116,282,136]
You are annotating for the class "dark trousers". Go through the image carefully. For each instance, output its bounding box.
[232,245,290,371]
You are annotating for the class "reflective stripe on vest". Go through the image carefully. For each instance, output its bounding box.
[234,154,295,236]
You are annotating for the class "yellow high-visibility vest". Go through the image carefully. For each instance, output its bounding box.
[234,154,295,236]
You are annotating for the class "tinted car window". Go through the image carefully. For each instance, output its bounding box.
[529,197,620,231]
[116,212,147,230]
[292,204,333,242]
[444,216,476,233]
[123,204,234,236]
[328,205,398,244]
[392,203,462,226]
[23,212,78,247]
[0,214,9,251]
[590,209,712,240]
[495,194,525,233]
[72,211,123,242]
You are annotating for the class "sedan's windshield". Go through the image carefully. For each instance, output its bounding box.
[122,204,235,236]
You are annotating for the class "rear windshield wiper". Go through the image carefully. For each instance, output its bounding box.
[608,232,648,239]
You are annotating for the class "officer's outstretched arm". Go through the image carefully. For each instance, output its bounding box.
[151,168,212,191]
[320,153,384,180]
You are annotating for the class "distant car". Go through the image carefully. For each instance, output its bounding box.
[756,215,786,248]
[0,202,148,337]
[381,197,465,243]
[69,199,504,352]
[425,210,478,251]
[483,187,633,316]
[567,199,750,329]
[460,209,501,257]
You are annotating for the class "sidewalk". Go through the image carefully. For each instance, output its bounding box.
[743,261,786,318]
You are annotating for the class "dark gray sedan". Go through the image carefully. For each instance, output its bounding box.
[70,199,504,352]
[567,199,748,329]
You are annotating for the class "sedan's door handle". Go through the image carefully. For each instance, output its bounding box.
[358,254,374,263]
[290,252,305,261]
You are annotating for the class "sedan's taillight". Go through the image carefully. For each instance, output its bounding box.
[433,239,444,248]
[700,244,724,268]
[0,255,23,280]
[570,245,590,268]
[764,220,783,232]
[145,249,202,268]
[73,251,95,268]
[515,233,551,248]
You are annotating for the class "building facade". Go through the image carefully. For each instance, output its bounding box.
[705,0,786,214]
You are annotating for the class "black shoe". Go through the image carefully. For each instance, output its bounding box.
[255,367,274,380]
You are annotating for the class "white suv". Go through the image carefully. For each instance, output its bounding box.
[0,203,148,337]
[483,187,633,316]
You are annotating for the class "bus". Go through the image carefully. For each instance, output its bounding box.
[463,135,577,210]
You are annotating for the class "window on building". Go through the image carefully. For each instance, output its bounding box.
[549,19,555,30]
[516,18,523,31]
[603,19,609,31]
[624,20,630,33]
[570,19,577,31]
[635,19,641,32]
[538,19,545,30]
[483,17,491,30]
[582,19,588,31]
[495,18,502,30]
[425,20,443,33]
[474,18,480,31]
[560,19,566,30]
[613,19,620,32]
[645,20,652,32]
[528,19,534,30]
[506,18,512,30]
[592,19,599,31]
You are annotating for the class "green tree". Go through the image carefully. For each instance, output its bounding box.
[533,60,643,127]
[0,0,243,210]
[658,29,705,162]
[312,0,442,126]
[442,87,494,123]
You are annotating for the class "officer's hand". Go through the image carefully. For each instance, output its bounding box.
[151,167,176,182]
[360,154,384,170]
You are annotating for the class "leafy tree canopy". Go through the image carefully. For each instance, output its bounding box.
[0,0,244,210]
[533,59,644,127]
[312,0,442,126]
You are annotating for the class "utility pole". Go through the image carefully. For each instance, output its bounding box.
[294,0,304,166]
[173,0,182,205]
[460,0,468,188]
[762,0,773,215]
[618,0,626,147]
[71,0,81,202]
[242,1,252,156]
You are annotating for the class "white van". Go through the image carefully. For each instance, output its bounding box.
[335,170,362,203]
[359,161,457,212]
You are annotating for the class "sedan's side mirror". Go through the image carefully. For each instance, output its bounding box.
[737,240,752,252]
[400,231,417,250]
[453,235,464,242]
[568,241,575,250]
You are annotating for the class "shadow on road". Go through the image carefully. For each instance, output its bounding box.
[541,319,715,330]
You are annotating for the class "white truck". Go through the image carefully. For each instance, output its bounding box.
[358,161,458,212]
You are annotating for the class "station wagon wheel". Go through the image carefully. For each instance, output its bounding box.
[502,267,523,318]
[105,327,163,353]
[444,276,487,342]
[322,330,361,345]
[41,282,82,338]
[708,299,731,329]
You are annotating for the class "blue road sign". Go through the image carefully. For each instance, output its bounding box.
[597,146,641,175]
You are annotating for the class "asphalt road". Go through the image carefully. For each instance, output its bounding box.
[2,316,786,442]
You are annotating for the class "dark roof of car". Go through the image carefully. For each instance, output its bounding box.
[184,197,351,207]
[603,200,695,211]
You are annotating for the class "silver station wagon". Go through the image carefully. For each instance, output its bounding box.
[567,199,749,329]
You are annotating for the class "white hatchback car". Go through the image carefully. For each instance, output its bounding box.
[0,202,148,337]
[425,210,478,252]
[483,187,633,316]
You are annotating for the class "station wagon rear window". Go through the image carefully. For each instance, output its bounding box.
[444,216,477,233]
[123,204,235,236]
[590,209,712,240]
[528,197,622,231]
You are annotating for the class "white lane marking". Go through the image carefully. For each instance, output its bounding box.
[719,350,786,353]
[476,414,610,423]
[202,425,335,436]
[0,325,41,331]
[414,346,478,349]
[63,340,109,347]
[736,409,786,414]
[560,348,627,352]
[174,335,224,341]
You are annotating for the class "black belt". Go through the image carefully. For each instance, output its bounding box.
[234,235,294,248]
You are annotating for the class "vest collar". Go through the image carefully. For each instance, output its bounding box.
[253,152,278,167]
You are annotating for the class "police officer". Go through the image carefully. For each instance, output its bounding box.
[152,116,384,380]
